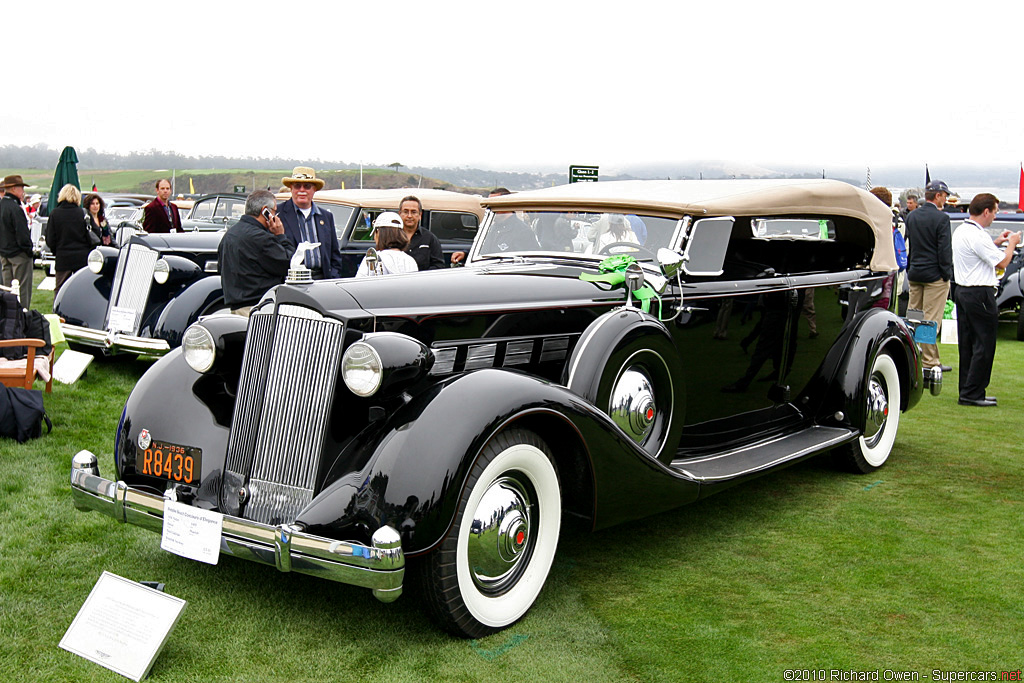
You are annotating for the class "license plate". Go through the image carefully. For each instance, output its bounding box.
[139,440,202,485]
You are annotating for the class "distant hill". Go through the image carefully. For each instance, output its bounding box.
[3,143,1018,195]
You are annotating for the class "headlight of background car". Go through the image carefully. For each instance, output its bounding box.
[182,324,216,373]
[87,249,105,274]
[153,258,170,284]
[341,333,434,398]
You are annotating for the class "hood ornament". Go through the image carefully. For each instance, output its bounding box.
[286,242,321,284]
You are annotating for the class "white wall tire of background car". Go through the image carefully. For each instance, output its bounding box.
[421,428,560,638]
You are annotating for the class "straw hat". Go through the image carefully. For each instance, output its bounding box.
[282,166,325,190]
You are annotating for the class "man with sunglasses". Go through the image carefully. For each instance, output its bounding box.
[277,166,343,279]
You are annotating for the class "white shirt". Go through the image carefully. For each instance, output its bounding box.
[355,249,419,278]
[952,219,1003,287]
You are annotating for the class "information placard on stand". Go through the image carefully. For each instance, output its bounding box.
[60,572,187,681]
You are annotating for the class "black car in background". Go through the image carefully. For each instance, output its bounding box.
[71,179,931,637]
[55,188,483,356]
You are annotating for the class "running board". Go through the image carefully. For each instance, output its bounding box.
[671,426,855,482]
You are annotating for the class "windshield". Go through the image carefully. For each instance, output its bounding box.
[471,211,679,262]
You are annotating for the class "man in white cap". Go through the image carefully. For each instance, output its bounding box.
[277,166,343,279]
[0,175,34,306]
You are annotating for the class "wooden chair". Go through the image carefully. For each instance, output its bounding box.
[0,278,54,393]
[0,338,53,392]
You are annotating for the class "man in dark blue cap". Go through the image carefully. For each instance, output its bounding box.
[905,179,954,377]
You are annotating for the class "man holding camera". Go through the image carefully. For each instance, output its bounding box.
[951,193,1021,407]
[219,190,294,317]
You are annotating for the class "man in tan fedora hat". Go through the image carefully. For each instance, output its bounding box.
[0,175,34,306]
[277,166,343,279]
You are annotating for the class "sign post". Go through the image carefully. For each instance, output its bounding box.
[569,165,599,183]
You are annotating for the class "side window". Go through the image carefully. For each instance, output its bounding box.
[191,200,215,220]
[350,208,386,242]
[428,211,479,243]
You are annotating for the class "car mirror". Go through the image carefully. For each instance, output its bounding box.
[682,216,734,277]
[657,248,684,278]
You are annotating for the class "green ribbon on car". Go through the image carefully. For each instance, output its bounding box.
[579,255,658,313]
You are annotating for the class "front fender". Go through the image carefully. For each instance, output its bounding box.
[116,348,233,507]
[53,268,111,329]
[152,276,225,349]
[297,368,702,555]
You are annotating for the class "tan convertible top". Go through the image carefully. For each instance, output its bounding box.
[484,179,897,271]
[276,187,484,219]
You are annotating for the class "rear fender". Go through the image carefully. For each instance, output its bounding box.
[817,308,922,430]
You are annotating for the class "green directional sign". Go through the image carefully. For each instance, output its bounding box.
[234,185,245,193]
[569,165,598,183]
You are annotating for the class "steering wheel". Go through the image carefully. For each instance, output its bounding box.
[598,242,656,260]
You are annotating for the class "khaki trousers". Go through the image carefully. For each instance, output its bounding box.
[908,279,949,368]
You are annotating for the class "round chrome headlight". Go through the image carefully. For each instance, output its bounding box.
[153,258,170,284]
[87,249,104,274]
[342,341,383,397]
[182,324,215,373]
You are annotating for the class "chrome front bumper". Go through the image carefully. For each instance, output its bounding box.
[61,323,171,356]
[70,451,405,602]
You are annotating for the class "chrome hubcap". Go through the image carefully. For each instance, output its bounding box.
[610,366,656,444]
[864,375,889,446]
[467,476,533,594]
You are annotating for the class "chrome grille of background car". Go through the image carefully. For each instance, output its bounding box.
[106,243,158,334]
[224,304,344,525]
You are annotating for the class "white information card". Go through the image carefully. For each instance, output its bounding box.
[60,571,187,681]
[161,500,223,565]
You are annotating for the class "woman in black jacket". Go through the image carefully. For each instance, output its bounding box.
[83,192,111,246]
[45,184,93,295]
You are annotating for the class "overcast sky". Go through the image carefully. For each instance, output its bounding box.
[4,0,1022,175]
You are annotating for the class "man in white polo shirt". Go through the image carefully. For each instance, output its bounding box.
[951,193,1021,407]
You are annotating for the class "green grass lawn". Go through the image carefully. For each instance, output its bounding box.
[1,272,1021,682]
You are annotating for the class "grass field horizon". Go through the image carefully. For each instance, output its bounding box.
[0,269,1021,682]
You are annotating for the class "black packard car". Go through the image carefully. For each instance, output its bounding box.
[55,189,482,356]
[71,179,932,637]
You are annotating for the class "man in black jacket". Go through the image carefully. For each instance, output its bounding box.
[905,179,954,374]
[219,190,295,316]
[0,175,34,307]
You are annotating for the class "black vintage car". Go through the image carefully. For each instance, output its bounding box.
[947,212,1024,340]
[55,189,483,356]
[71,179,933,637]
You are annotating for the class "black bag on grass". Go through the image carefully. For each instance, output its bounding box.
[0,385,52,443]
[0,291,26,360]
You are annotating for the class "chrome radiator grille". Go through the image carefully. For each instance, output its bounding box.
[107,243,158,334]
[225,305,344,525]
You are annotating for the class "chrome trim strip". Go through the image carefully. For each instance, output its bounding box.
[60,324,171,355]
[70,453,404,600]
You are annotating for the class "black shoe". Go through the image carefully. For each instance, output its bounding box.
[958,397,997,407]
[940,364,953,372]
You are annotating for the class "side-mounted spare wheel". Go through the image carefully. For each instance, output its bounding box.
[834,352,902,473]
[564,308,684,463]
[420,428,560,638]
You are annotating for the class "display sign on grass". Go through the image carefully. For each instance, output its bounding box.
[60,572,187,681]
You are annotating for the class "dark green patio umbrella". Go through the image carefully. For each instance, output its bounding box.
[46,146,80,215]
